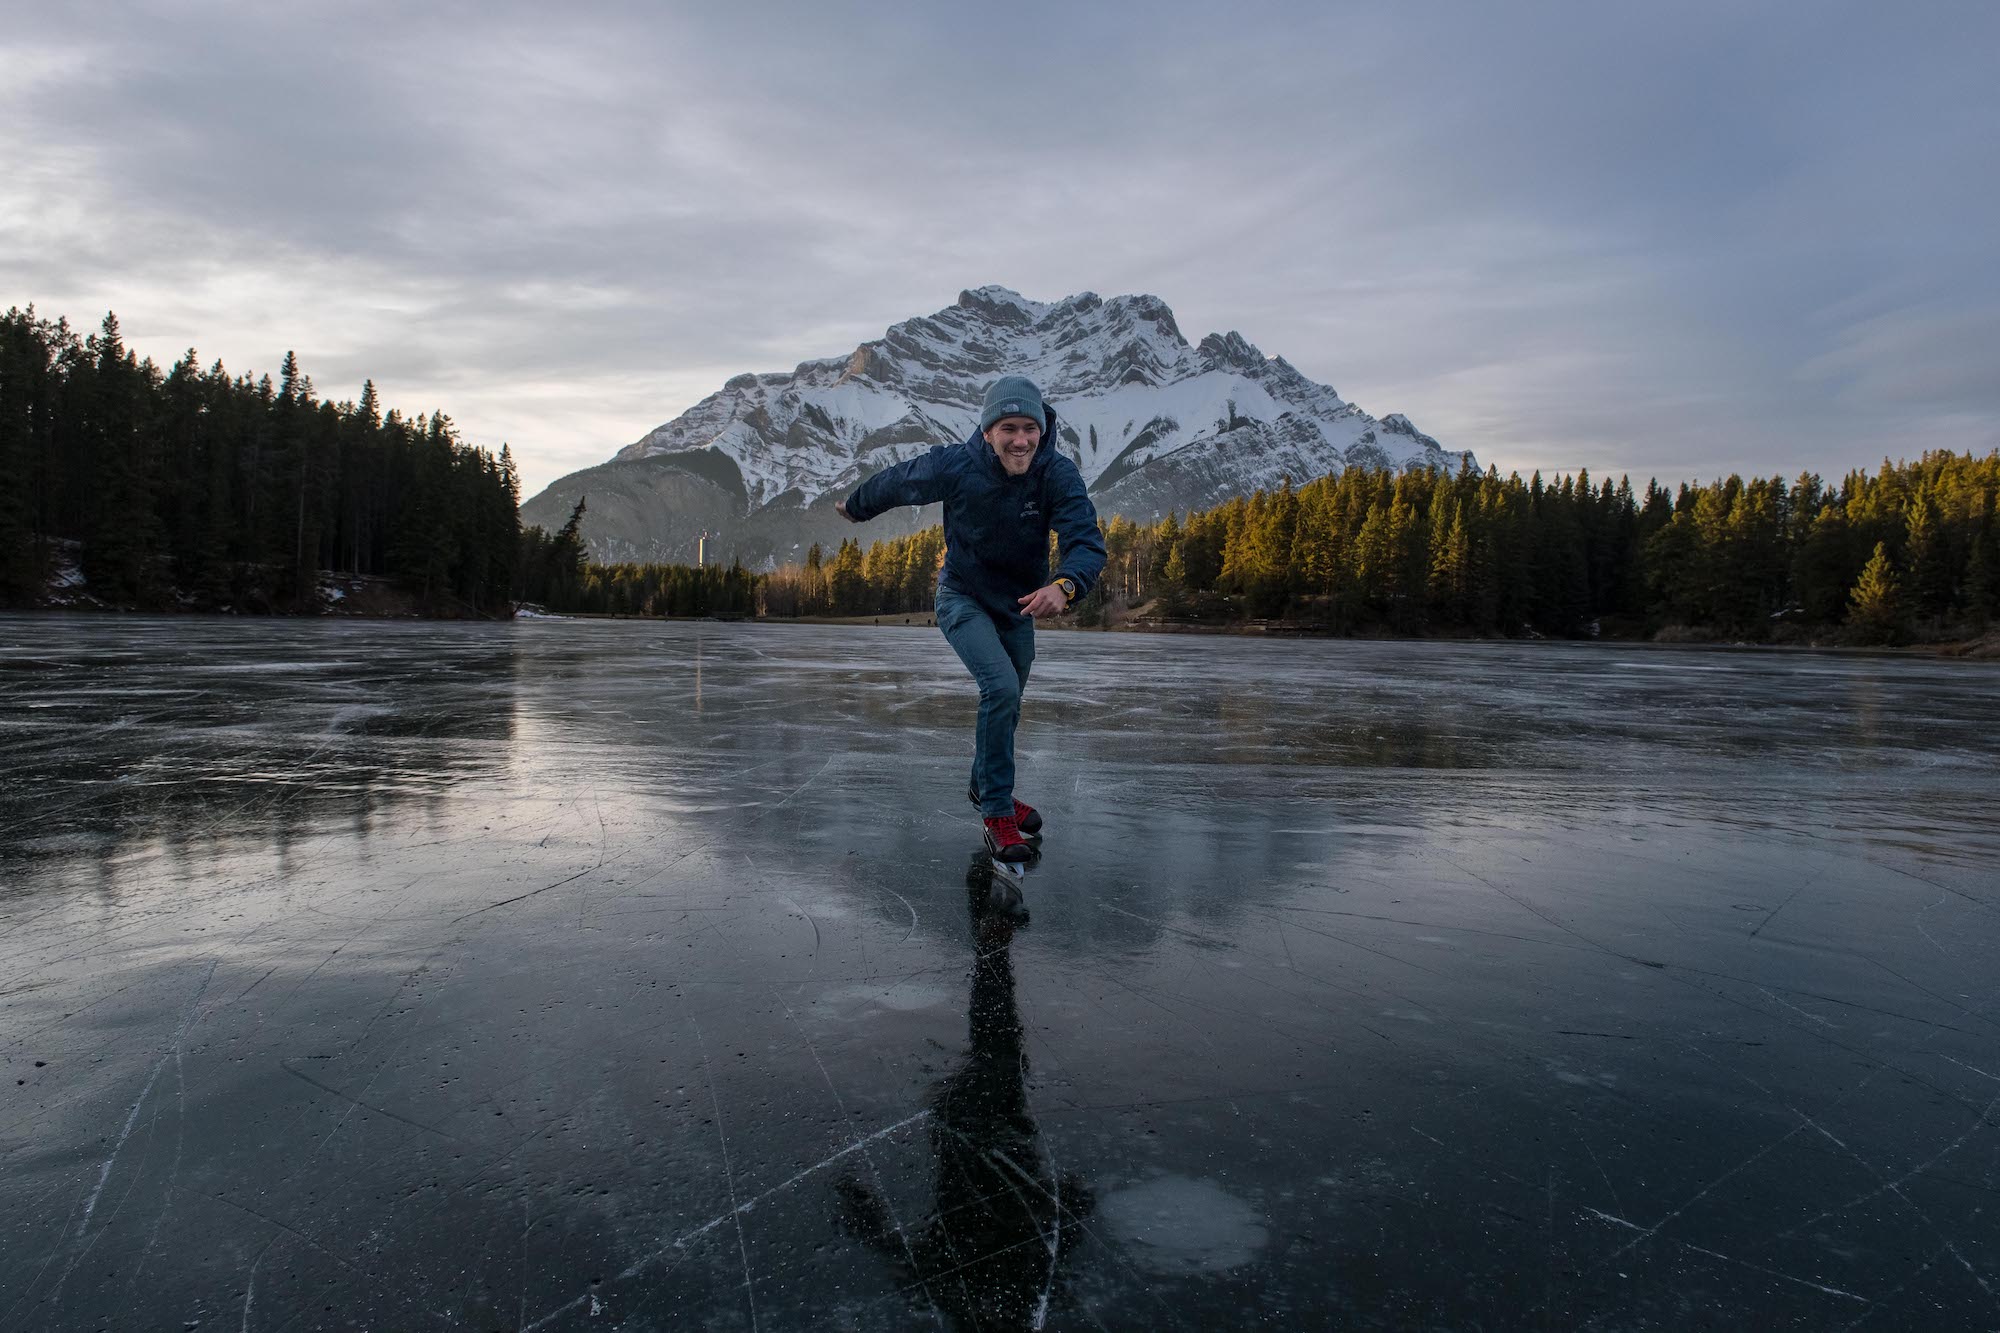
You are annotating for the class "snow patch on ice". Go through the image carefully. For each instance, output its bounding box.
[1099,1176,1268,1274]
[822,978,955,1015]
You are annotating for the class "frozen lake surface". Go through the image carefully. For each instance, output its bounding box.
[3,614,1996,1330]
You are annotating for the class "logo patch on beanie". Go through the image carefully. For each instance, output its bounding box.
[1003,400,1021,414]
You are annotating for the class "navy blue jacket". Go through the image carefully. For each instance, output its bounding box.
[843,407,1106,627]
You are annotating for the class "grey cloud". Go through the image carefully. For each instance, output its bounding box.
[1804,302,2000,415]
[5,0,1998,497]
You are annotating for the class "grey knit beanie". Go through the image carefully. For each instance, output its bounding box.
[979,376,1045,432]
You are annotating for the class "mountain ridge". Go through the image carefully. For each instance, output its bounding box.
[522,286,1471,567]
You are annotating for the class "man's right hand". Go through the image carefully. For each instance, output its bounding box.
[836,500,857,522]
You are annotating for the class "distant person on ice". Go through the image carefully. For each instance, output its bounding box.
[837,375,1105,862]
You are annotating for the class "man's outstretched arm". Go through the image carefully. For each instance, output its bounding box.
[838,444,951,522]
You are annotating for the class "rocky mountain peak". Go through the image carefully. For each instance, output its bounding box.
[525,288,1472,567]
[1197,331,1265,372]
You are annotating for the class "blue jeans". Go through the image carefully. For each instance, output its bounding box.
[936,586,1035,817]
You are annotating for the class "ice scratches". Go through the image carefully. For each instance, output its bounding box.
[25,960,216,1316]
[1861,855,1993,911]
[212,1193,362,1275]
[1090,898,1357,1048]
[1915,891,1953,956]
[1938,1053,1999,1083]
[1524,1132,1875,1308]
[1781,1085,2000,1304]
[691,1016,760,1333]
[1604,1121,1811,1264]
[278,1060,458,1140]
[741,849,826,965]
[128,1035,189,1291]
[1584,1200,1864,1288]
[449,858,612,923]
[1753,978,1977,1037]
[1754,984,1838,1029]
[1683,1040,1997,1315]
[521,1108,935,1331]
[777,891,823,957]
[877,884,921,944]
[1234,901,1450,982]
[518,1196,533,1333]
[1581,1205,1643,1230]
[239,1235,273,1332]
[1747,880,1808,939]
[1084,964,1224,1059]
[464,755,833,925]
[1438,853,1670,971]
[1673,1236,1868,1303]
[774,991,944,1328]
[990,1085,1063,1330]
[763,754,835,814]
[1864,955,2000,1036]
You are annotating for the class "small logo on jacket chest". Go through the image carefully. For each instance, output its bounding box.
[1019,499,1040,520]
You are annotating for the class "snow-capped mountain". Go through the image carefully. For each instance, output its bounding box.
[521,287,1472,567]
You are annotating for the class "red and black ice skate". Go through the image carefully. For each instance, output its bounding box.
[968,785,1043,835]
[982,813,1036,863]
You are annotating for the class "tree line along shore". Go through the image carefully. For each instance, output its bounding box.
[5,308,1996,650]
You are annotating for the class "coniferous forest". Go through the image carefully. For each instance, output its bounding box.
[0,307,526,614]
[6,307,1996,646]
[567,452,1998,647]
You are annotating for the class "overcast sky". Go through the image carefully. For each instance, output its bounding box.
[5,1,1997,498]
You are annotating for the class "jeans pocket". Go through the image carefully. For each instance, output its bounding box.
[935,588,975,634]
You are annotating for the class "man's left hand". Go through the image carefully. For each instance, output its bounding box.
[1017,584,1069,619]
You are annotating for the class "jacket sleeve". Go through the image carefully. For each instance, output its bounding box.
[843,444,953,520]
[1046,458,1106,597]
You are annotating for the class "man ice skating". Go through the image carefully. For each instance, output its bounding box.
[837,375,1105,862]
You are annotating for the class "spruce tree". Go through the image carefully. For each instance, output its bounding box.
[1794,504,1854,624]
[79,313,167,605]
[1965,498,1998,628]
[1353,503,1395,610]
[1429,502,1472,625]
[1902,490,1950,622]
[0,308,51,603]
[1847,541,1906,644]
[545,496,589,608]
[829,537,865,613]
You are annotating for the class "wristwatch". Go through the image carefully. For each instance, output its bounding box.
[1054,577,1077,605]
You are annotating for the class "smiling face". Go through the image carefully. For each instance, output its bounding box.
[983,415,1042,476]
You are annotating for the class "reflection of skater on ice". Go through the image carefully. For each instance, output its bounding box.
[835,855,1093,1329]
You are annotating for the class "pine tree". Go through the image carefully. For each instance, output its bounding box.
[1428,501,1472,625]
[1354,502,1398,612]
[545,496,589,606]
[1793,504,1854,624]
[829,537,865,613]
[1902,489,1950,622]
[0,307,53,603]
[79,313,167,605]
[1965,488,1998,627]
[1847,541,1906,644]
